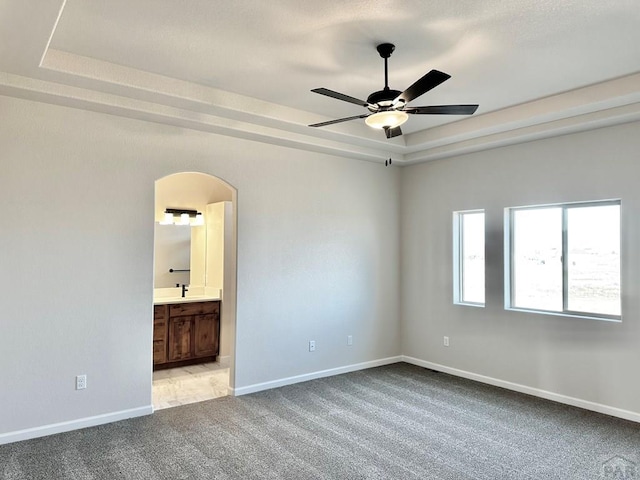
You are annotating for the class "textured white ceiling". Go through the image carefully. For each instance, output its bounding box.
[0,0,639,163]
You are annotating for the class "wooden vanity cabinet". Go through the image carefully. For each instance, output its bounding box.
[154,300,220,369]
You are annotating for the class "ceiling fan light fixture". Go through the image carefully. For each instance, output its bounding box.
[365,110,408,130]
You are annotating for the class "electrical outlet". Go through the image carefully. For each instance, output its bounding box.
[76,375,87,390]
[309,340,316,352]
[443,336,450,347]
[347,335,353,346]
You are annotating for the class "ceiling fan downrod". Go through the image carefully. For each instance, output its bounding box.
[367,43,402,108]
[376,43,395,90]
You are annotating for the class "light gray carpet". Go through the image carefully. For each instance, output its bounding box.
[1,363,639,479]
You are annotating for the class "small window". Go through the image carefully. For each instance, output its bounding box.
[505,200,621,320]
[453,210,485,306]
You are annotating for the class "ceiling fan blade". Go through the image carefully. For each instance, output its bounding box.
[311,88,370,107]
[405,105,479,115]
[396,70,451,104]
[309,114,370,128]
[384,126,403,139]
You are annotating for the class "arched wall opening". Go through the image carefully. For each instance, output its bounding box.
[153,171,238,399]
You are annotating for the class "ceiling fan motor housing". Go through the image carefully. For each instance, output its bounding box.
[367,89,403,111]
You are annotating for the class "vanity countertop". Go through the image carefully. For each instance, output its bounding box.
[153,295,220,305]
[153,287,221,305]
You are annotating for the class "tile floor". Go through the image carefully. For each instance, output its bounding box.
[152,361,229,410]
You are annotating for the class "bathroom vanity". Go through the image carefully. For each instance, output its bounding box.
[153,299,220,369]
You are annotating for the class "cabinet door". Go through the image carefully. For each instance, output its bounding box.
[194,314,219,357]
[168,317,193,361]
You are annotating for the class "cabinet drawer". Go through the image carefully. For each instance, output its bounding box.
[153,340,166,364]
[153,318,167,341]
[154,305,167,320]
[169,301,217,317]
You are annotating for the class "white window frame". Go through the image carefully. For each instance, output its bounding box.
[453,209,485,307]
[504,199,621,322]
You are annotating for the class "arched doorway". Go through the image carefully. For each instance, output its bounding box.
[151,172,237,409]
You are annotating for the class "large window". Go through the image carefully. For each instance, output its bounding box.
[453,210,485,306]
[505,200,621,320]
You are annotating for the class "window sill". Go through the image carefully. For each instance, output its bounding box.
[454,302,485,308]
[505,307,621,323]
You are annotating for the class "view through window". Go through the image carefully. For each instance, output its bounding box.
[508,201,620,319]
[454,210,485,305]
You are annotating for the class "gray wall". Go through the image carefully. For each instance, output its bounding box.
[0,95,401,437]
[2,89,637,441]
[400,121,640,413]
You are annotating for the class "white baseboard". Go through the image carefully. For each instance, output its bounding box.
[402,355,640,424]
[230,356,403,396]
[6,356,636,445]
[0,405,153,446]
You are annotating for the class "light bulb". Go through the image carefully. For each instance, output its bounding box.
[160,212,174,225]
[191,213,204,226]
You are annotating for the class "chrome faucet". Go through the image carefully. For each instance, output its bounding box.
[181,284,189,298]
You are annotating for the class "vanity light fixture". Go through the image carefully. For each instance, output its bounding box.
[160,208,205,226]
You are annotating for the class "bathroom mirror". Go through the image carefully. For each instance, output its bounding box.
[154,223,191,288]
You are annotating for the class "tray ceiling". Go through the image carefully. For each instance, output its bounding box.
[1,0,639,164]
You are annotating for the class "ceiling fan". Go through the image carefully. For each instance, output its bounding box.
[309,43,479,139]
